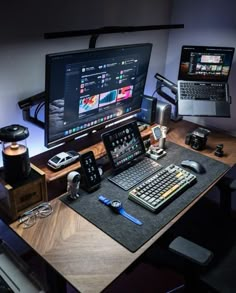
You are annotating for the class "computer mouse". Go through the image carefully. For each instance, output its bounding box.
[181,160,206,174]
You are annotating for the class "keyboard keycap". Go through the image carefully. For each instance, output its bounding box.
[129,164,197,212]
[109,157,162,191]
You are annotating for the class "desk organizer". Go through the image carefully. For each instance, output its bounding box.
[0,164,47,221]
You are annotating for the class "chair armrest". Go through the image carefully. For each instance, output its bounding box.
[169,236,213,266]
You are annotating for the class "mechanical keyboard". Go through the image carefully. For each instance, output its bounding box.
[129,164,197,212]
[108,157,162,191]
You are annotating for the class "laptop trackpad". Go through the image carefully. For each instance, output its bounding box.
[179,101,193,115]
[193,102,216,116]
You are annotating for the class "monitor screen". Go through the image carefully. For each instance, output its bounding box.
[101,120,146,169]
[178,46,235,82]
[45,43,152,148]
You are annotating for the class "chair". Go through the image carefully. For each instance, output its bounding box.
[143,171,236,293]
[169,175,236,293]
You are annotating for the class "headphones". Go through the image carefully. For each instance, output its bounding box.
[67,171,81,200]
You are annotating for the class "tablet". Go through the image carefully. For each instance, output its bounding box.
[101,121,146,169]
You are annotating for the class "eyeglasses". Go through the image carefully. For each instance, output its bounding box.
[18,202,53,229]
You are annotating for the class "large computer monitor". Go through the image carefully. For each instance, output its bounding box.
[44,43,152,148]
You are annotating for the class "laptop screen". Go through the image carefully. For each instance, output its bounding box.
[178,46,234,82]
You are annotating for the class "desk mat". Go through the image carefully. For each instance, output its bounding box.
[60,142,229,252]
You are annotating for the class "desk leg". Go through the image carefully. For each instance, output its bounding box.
[46,264,67,293]
[217,177,235,217]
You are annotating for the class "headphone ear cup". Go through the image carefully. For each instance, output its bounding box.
[67,171,81,199]
[67,171,80,183]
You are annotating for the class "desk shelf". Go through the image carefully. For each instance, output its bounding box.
[30,124,153,197]
[30,120,236,198]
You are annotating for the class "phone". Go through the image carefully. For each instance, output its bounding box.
[151,125,162,140]
[79,151,101,192]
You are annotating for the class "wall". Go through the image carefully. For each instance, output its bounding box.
[166,0,236,135]
[0,0,173,165]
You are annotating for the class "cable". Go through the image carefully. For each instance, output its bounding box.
[34,101,45,120]
[152,83,165,98]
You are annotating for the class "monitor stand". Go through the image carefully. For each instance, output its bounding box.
[18,91,45,128]
[155,73,182,122]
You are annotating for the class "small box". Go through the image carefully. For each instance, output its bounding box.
[0,164,47,221]
[137,95,157,125]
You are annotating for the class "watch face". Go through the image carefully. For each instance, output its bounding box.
[110,200,122,212]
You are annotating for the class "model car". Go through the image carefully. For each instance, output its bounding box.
[47,150,80,170]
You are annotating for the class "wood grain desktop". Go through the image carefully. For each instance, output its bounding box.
[9,120,236,293]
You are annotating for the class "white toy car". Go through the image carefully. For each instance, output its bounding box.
[47,150,80,170]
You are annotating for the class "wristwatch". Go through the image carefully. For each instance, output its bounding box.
[98,195,142,226]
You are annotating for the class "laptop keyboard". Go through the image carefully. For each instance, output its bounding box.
[179,82,226,101]
[108,157,162,191]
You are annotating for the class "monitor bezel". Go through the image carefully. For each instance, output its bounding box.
[44,43,152,148]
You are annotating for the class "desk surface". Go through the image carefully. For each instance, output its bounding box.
[10,120,236,293]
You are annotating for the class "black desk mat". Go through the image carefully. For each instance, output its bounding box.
[60,142,229,252]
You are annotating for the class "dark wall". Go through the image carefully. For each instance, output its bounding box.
[166,0,236,135]
[0,0,172,163]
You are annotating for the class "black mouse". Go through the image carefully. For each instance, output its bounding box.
[181,160,206,174]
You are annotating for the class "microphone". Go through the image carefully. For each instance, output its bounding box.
[67,171,81,200]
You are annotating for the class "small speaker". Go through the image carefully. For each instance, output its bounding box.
[155,101,171,127]
[137,96,157,125]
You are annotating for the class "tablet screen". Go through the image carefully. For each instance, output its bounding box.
[102,121,146,169]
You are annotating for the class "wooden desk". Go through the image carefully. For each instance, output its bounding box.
[10,120,236,293]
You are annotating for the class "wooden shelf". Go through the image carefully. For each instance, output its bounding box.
[29,125,152,198]
[31,125,152,183]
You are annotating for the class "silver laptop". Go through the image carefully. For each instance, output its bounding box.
[178,45,234,117]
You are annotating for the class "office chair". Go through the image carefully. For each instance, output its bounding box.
[143,170,236,293]
[168,174,236,293]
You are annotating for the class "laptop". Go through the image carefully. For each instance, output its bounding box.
[178,45,234,116]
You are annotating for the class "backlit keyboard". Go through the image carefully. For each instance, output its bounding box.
[179,82,226,101]
[129,164,197,212]
[109,157,162,191]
